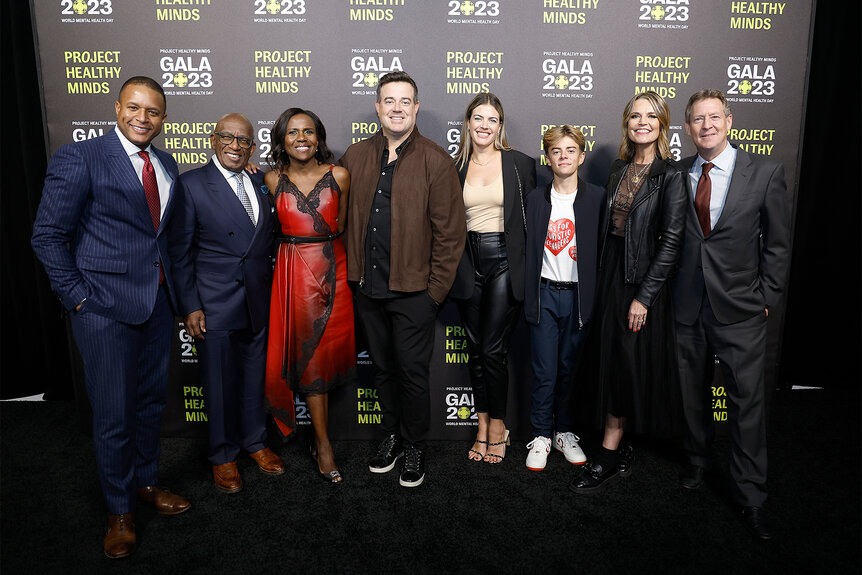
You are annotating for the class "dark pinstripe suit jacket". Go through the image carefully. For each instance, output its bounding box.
[31,129,179,323]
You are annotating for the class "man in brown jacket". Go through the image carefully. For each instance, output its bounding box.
[339,71,465,487]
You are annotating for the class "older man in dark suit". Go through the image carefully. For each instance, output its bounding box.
[31,76,190,559]
[168,113,284,494]
[673,89,790,540]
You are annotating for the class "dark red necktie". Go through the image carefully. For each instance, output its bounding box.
[138,151,161,231]
[694,162,713,236]
[137,151,164,283]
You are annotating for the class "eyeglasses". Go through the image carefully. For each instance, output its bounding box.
[213,132,254,149]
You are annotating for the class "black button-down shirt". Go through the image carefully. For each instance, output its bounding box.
[360,141,407,298]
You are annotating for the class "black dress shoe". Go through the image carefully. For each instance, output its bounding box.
[569,461,619,494]
[617,445,635,477]
[679,464,705,489]
[399,445,425,487]
[368,434,404,474]
[740,506,772,540]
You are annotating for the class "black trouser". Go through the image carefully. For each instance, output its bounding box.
[457,232,522,419]
[355,290,439,449]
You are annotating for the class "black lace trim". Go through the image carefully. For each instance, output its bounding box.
[275,170,341,390]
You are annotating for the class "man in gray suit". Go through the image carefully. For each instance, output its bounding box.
[673,89,790,540]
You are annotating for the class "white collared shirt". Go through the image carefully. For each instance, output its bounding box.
[689,143,737,229]
[114,126,172,218]
[211,154,259,224]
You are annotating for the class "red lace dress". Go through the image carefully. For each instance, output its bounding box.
[264,167,356,437]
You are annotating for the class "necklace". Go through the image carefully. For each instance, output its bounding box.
[624,160,653,201]
[630,159,652,184]
[471,154,495,166]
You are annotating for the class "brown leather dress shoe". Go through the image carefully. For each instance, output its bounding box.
[213,461,243,493]
[137,486,191,515]
[249,447,285,475]
[104,513,136,559]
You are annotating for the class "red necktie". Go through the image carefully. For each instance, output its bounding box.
[138,151,161,231]
[137,151,165,284]
[694,162,713,236]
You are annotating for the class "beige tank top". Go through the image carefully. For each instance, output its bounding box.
[463,173,504,233]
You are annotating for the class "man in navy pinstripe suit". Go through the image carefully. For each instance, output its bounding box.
[32,76,190,559]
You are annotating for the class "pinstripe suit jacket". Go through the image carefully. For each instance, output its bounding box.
[31,129,179,324]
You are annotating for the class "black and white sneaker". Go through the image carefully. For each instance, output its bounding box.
[398,445,425,487]
[368,434,404,473]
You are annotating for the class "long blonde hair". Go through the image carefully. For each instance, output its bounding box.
[618,90,671,161]
[454,93,512,169]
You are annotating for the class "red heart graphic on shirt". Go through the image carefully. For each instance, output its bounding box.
[545,219,574,256]
[569,244,577,261]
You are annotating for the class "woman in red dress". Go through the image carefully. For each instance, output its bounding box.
[264,108,356,483]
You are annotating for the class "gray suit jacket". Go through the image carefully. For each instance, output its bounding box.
[672,143,790,325]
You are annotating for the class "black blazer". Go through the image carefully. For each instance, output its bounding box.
[601,157,687,307]
[672,144,790,325]
[449,149,537,301]
[524,177,605,326]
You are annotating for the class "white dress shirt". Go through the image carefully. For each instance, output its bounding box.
[114,126,172,218]
[211,154,259,225]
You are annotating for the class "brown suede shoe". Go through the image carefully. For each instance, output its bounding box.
[248,447,285,475]
[104,513,136,559]
[213,462,242,493]
[136,486,191,515]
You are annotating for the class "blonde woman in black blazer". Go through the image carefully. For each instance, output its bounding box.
[450,93,536,464]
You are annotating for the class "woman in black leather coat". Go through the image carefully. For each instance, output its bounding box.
[571,91,687,493]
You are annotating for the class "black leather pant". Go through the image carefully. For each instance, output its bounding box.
[457,232,522,419]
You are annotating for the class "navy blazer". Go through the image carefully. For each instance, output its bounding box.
[450,149,537,301]
[31,130,179,323]
[524,177,605,326]
[672,144,790,325]
[167,160,274,332]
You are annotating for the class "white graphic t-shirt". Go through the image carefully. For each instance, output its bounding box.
[540,185,578,283]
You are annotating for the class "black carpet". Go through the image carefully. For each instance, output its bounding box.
[1,388,859,574]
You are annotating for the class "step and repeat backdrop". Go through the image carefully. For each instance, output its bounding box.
[32,1,813,440]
